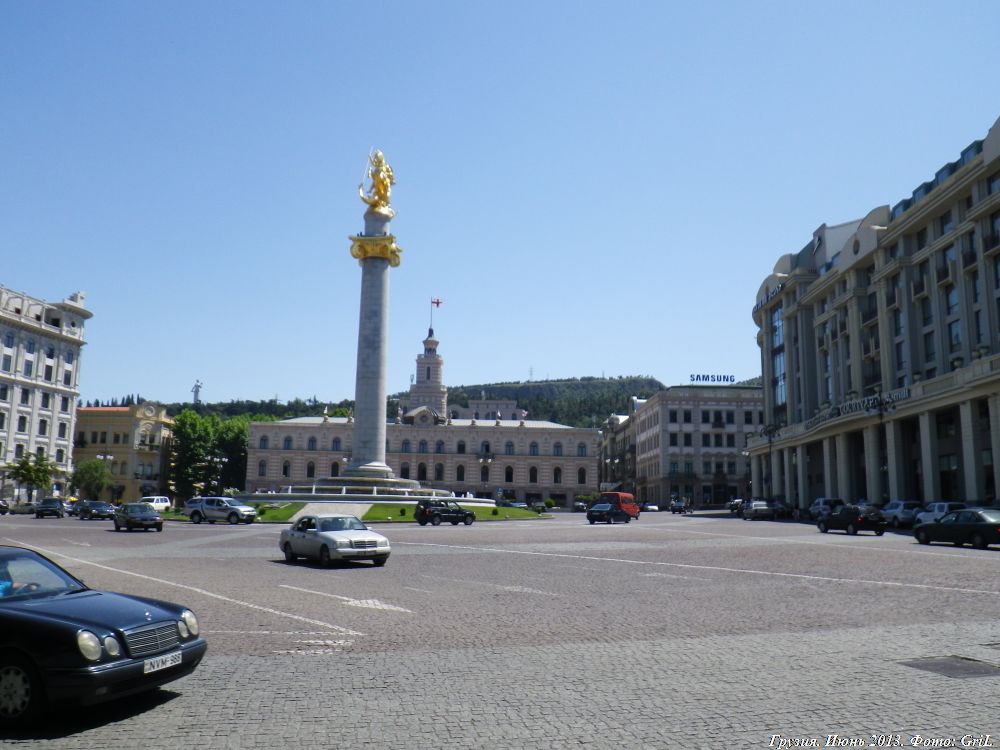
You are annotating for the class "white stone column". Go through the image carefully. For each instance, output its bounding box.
[989,395,1000,501]
[771,448,784,500]
[886,420,904,502]
[863,424,880,503]
[959,400,981,502]
[823,437,835,496]
[918,411,938,502]
[783,448,794,505]
[835,433,850,499]
[751,453,762,499]
[796,444,808,509]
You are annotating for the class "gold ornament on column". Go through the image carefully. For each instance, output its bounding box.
[358,149,395,216]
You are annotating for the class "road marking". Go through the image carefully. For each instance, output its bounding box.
[60,537,91,547]
[2,538,365,635]
[416,573,558,597]
[397,541,1000,597]
[280,584,413,612]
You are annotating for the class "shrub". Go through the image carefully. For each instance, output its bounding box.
[491,507,499,516]
[399,507,407,517]
[544,498,556,508]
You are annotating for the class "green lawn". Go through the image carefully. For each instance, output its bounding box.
[362,504,544,523]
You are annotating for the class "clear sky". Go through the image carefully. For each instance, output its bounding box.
[3,2,999,406]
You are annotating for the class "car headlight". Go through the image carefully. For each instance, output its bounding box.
[103,635,122,657]
[377,539,389,548]
[180,610,199,637]
[334,539,351,549]
[77,630,102,661]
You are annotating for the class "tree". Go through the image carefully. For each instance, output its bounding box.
[168,410,218,501]
[8,454,56,501]
[72,458,113,500]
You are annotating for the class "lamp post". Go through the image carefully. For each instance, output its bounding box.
[759,424,780,501]
[478,455,492,499]
[96,453,114,502]
[865,388,896,503]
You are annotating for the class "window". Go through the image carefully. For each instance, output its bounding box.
[504,441,514,455]
[701,411,711,424]
[283,436,293,450]
[258,461,267,477]
[553,442,563,456]
[307,437,317,451]
[0,385,6,400]
[418,440,428,453]
[726,411,734,424]
[703,461,712,475]
[682,410,692,423]
[714,434,723,447]
[23,360,32,377]
[56,449,64,463]
[456,465,465,482]
[924,332,936,360]
[700,434,709,447]
[434,463,444,481]
[306,462,315,478]
[38,419,47,436]
[457,441,466,454]
[529,467,538,484]
[0,354,9,372]
[400,463,410,479]
[893,309,905,337]
[17,416,27,432]
[578,467,586,484]
[668,410,677,422]
[2,333,12,347]
[281,461,290,478]
[670,434,679,447]
[260,436,269,449]
[328,462,340,477]
[917,227,928,249]
[553,468,562,484]
[922,298,934,326]
[744,410,753,426]
[480,441,490,455]
[477,464,486,483]
[529,442,539,456]
[40,392,50,409]
[436,440,446,454]
[25,340,35,354]
[401,440,411,453]
[60,396,69,412]
[989,171,1000,195]
[43,364,52,381]
[946,286,959,316]
[939,211,954,236]
[726,435,735,447]
[332,437,341,451]
[577,443,587,457]
[948,320,962,353]
[65,350,74,364]
[63,372,71,386]
[683,433,692,447]
[100,431,106,443]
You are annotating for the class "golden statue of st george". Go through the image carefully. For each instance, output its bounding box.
[358,150,395,215]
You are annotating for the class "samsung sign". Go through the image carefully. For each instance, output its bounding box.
[690,374,737,384]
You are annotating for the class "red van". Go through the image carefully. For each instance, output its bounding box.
[599,492,641,520]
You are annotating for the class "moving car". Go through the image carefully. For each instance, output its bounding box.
[0,499,8,515]
[414,499,475,526]
[669,497,691,514]
[817,504,887,535]
[139,496,172,513]
[279,514,390,566]
[641,503,660,512]
[586,502,631,524]
[808,497,845,521]
[599,492,641,520]
[34,498,66,519]
[114,503,163,532]
[185,496,257,525]
[572,500,588,512]
[913,508,1000,549]
[880,500,924,528]
[0,544,206,726]
[744,500,775,521]
[78,500,116,520]
[915,501,966,525]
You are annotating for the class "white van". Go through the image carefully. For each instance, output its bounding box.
[139,496,172,513]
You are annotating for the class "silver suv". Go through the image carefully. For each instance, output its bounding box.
[881,500,923,528]
[186,496,257,525]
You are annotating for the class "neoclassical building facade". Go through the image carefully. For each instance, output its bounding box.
[747,114,1000,508]
[0,286,90,499]
[246,329,601,504]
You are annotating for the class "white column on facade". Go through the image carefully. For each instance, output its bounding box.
[823,437,835,497]
[783,448,794,505]
[863,424,880,503]
[772,447,785,499]
[918,411,938,501]
[751,454,762,499]
[989,395,1000,500]
[796,444,808,509]
[886,419,904,502]
[835,433,850,499]
[958,400,981,502]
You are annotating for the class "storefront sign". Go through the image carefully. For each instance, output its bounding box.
[753,282,785,314]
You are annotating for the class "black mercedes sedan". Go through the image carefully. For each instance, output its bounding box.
[586,502,631,524]
[914,508,1000,549]
[113,502,163,532]
[0,545,207,727]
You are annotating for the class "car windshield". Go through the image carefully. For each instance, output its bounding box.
[127,504,154,514]
[319,517,366,532]
[0,551,86,602]
[590,504,611,511]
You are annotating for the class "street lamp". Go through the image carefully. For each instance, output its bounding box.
[759,424,781,501]
[478,455,492,499]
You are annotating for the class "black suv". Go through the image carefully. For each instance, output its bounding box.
[817,504,887,536]
[35,498,66,519]
[414,499,475,526]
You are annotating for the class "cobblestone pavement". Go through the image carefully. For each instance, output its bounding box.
[1,512,998,748]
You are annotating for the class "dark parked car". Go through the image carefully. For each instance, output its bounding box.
[914,508,1000,549]
[79,500,116,520]
[34,498,66,519]
[114,503,163,532]
[586,502,632,524]
[817,504,887,535]
[414,499,475,526]
[669,497,691,514]
[0,544,206,727]
[0,499,8,515]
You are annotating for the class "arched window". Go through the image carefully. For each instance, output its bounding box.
[281,461,291,478]
[480,464,489,482]
[417,463,427,481]
[401,440,411,453]
[435,440,445,454]
[259,436,269,450]
[480,441,490,454]
[306,461,316,478]
[457,441,466,454]
[553,467,562,484]
[258,460,267,477]
[434,463,444,481]
[331,462,340,477]
[332,437,341,452]
[505,441,515,455]
[283,436,293,450]
[529,466,538,484]
[577,467,587,484]
[307,437,317,451]
[529,442,539,456]
[401,462,410,479]
[56,448,64,463]
[553,442,563,457]
[456,465,465,482]
[577,443,587,457]
[504,465,514,483]
[418,440,428,453]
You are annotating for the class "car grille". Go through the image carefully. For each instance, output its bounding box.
[351,539,378,549]
[124,622,179,657]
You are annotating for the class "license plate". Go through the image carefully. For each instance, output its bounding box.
[143,651,182,674]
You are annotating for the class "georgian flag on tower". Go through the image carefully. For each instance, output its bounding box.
[431,298,442,307]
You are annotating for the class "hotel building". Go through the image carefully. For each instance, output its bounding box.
[748,115,1000,508]
[0,286,90,498]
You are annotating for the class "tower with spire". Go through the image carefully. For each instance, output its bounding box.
[404,327,448,417]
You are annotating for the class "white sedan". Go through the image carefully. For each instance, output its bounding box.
[279,514,391,567]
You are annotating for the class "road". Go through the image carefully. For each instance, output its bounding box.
[1,510,999,749]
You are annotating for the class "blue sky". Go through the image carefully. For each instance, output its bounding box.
[3,2,999,406]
